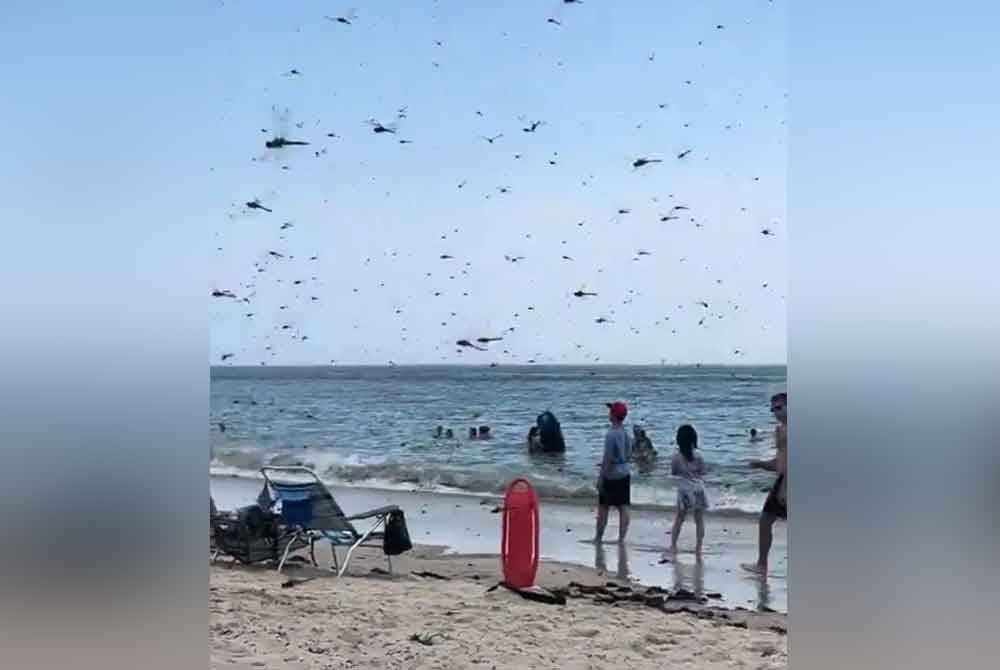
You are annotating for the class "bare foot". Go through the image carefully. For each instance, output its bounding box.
[741,562,767,576]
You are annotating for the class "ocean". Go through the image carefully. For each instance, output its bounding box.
[210,364,786,516]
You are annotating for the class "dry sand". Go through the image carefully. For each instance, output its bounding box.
[211,545,787,669]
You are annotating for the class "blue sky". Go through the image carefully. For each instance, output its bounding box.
[2,1,787,365]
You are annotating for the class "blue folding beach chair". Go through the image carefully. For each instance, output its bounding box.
[260,466,407,576]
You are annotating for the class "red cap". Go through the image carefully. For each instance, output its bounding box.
[606,401,628,420]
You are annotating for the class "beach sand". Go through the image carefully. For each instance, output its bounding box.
[212,476,787,612]
[211,476,788,668]
[211,545,787,669]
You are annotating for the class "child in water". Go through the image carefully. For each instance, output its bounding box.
[526,426,542,451]
[631,426,657,471]
[667,424,708,560]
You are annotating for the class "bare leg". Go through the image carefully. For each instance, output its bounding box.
[742,512,776,575]
[757,511,775,567]
[694,509,705,560]
[618,506,630,543]
[670,509,687,554]
[594,505,609,543]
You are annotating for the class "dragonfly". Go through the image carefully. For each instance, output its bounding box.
[366,117,399,134]
[246,199,272,213]
[324,8,358,25]
[264,105,310,150]
[632,157,662,169]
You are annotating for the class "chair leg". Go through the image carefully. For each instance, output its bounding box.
[338,517,385,578]
[386,554,393,576]
[277,533,300,573]
[309,538,317,567]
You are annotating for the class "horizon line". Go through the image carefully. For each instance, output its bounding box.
[210,362,787,369]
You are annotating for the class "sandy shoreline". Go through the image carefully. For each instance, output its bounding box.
[212,475,787,613]
[211,544,787,669]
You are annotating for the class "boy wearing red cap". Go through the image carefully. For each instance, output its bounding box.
[593,401,632,544]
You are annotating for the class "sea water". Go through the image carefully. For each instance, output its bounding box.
[210,364,786,516]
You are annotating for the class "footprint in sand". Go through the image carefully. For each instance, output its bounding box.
[571,627,600,638]
[628,639,652,657]
[644,633,676,646]
[749,640,780,657]
[341,631,364,646]
[664,621,695,636]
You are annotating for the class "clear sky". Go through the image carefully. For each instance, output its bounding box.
[3,0,786,366]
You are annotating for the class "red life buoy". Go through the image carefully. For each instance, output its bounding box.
[501,478,539,589]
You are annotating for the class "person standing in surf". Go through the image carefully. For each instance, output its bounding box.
[666,424,708,561]
[593,401,632,544]
[742,392,788,577]
[535,410,566,453]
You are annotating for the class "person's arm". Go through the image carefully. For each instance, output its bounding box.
[670,453,681,476]
[695,454,706,477]
[750,456,778,471]
[600,431,619,479]
[751,425,786,470]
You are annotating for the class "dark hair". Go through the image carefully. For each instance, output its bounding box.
[771,392,787,404]
[676,424,698,461]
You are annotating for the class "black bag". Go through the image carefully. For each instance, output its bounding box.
[383,510,413,556]
[213,505,286,564]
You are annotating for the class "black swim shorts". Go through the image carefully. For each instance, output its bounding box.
[599,475,631,507]
[762,474,787,520]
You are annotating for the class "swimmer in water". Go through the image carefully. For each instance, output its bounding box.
[434,425,444,439]
[749,428,764,443]
[444,428,454,439]
[632,426,657,470]
[469,427,478,440]
[478,425,491,439]
[526,426,542,452]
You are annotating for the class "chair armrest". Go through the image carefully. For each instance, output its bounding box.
[345,505,400,521]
